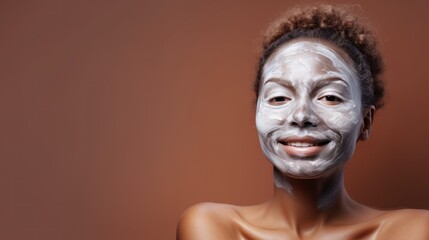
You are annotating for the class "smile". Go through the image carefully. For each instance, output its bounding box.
[283,142,328,147]
[278,136,330,157]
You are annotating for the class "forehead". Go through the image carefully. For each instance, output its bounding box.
[262,39,356,81]
[269,39,353,65]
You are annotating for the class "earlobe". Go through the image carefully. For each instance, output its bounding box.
[359,105,375,141]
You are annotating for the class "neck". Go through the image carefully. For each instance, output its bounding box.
[268,167,355,234]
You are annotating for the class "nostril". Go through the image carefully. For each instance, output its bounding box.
[289,119,318,128]
[287,106,319,128]
[304,121,317,127]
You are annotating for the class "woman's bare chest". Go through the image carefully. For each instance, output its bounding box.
[235,217,382,240]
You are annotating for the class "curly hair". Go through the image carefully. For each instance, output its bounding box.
[254,4,385,109]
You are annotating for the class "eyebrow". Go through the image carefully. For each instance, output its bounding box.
[264,78,295,92]
[311,76,349,90]
[264,76,349,91]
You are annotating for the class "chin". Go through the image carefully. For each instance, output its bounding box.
[271,156,344,179]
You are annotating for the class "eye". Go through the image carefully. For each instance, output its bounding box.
[318,95,343,105]
[268,96,290,105]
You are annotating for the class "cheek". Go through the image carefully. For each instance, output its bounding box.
[320,106,361,137]
[255,102,285,136]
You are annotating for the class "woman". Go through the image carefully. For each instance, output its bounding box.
[177,5,429,240]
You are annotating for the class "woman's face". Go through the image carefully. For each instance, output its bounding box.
[256,39,367,178]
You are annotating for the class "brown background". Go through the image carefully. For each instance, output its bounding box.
[1,0,428,239]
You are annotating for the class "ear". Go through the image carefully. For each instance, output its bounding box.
[358,105,375,141]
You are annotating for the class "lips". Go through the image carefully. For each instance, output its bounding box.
[278,136,330,157]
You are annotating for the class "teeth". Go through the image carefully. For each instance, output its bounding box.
[287,142,317,147]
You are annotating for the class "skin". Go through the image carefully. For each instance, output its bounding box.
[256,40,364,182]
[177,39,429,240]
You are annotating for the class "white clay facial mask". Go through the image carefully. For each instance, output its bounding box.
[256,40,363,178]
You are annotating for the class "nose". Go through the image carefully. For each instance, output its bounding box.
[286,101,319,128]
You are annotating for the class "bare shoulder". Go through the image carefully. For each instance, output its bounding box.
[176,202,239,240]
[377,209,429,239]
